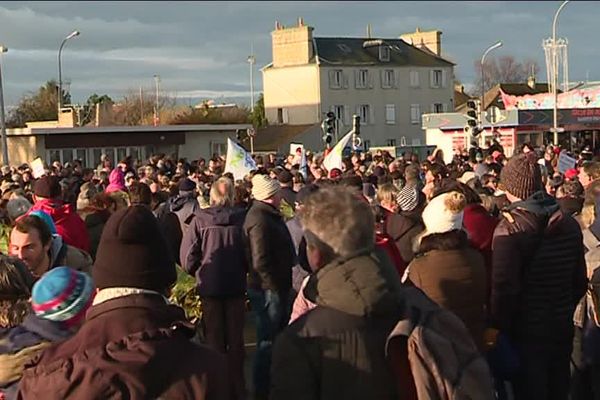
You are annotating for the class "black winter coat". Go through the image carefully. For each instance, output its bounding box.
[270,250,406,400]
[377,206,424,263]
[243,200,295,293]
[180,206,248,297]
[491,192,587,343]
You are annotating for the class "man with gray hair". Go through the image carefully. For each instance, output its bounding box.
[180,176,248,399]
[270,185,406,399]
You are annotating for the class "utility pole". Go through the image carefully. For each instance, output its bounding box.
[247,44,256,110]
[0,46,8,166]
[153,75,160,126]
[139,86,144,124]
[480,41,503,145]
[57,30,80,114]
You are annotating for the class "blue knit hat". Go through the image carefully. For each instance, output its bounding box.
[29,210,57,235]
[32,267,94,327]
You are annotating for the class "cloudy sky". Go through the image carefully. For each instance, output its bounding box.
[0,1,598,106]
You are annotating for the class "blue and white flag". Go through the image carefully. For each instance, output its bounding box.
[224,138,257,180]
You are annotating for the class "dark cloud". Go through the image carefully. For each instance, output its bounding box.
[0,1,598,105]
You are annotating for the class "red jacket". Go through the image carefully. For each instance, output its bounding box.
[29,199,90,253]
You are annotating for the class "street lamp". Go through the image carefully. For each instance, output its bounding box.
[58,30,80,113]
[480,41,503,141]
[153,74,160,126]
[0,46,8,166]
[247,50,256,110]
[551,0,570,145]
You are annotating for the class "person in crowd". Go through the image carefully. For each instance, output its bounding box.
[9,213,92,278]
[180,176,248,400]
[405,190,487,350]
[17,206,229,399]
[556,179,585,216]
[579,161,600,189]
[270,185,408,399]
[276,169,296,209]
[75,181,98,220]
[28,175,90,252]
[376,183,424,264]
[243,173,295,400]
[167,177,200,233]
[0,267,94,399]
[129,181,182,265]
[491,153,587,400]
[0,256,34,329]
[105,167,127,194]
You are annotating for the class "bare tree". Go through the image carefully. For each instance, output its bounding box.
[473,55,540,96]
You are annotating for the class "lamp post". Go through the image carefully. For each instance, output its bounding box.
[58,30,80,113]
[247,51,256,110]
[0,46,8,166]
[480,41,503,142]
[153,75,160,126]
[551,0,570,145]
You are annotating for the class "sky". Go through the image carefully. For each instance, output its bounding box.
[0,1,598,107]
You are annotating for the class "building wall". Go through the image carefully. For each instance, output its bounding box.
[320,65,454,147]
[179,131,240,160]
[271,24,314,68]
[6,135,44,165]
[263,64,321,125]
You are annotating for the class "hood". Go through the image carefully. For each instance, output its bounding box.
[303,249,403,317]
[49,234,64,267]
[168,193,196,212]
[196,206,245,226]
[31,200,73,225]
[509,190,560,217]
[106,168,126,193]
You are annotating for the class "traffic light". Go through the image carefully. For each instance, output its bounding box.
[321,111,336,145]
[352,114,362,150]
[464,99,482,137]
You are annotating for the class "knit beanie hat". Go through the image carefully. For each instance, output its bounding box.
[33,175,61,198]
[6,196,32,221]
[397,184,419,212]
[105,168,126,194]
[77,182,98,211]
[179,178,196,192]
[32,267,94,327]
[251,174,280,201]
[422,191,466,235]
[29,210,57,235]
[500,153,543,200]
[93,205,176,291]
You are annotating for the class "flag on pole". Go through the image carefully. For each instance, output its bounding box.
[322,131,353,172]
[224,138,257,180]
[299,147,308,180]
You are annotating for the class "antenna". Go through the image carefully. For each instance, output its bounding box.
[367,24,372,39]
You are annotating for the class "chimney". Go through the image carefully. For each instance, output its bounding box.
[298,17,304,26]
[400,28,442,56]
[271,20,314,67]
[527,75,536,90]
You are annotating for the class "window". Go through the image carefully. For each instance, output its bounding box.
[381,69,394,89]
[430,69,444,88]
[277,108,289,124]
[333,105,345,124]
[433,103,444,113]
[379,46,390,62]
[363,140,371,151]
[358,104,371,124]
[210,142,227,157]
[385,104,396,124]
[329,69,344,89]
[410,104,421,124]
[356,69,369,89]
[387,139,397,146]
[410,70,420,87]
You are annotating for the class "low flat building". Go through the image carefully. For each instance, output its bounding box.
[5,123,251,167]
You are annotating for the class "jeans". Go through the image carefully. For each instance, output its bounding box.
[201,296,246,400]
[247,288,290,399]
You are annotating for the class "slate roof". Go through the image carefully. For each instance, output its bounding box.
[312,37,454,67]
[456,83,553,112]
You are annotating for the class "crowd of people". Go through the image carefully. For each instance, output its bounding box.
[0,139,598,399]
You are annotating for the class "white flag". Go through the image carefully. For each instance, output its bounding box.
[224,138,257,180]
[322,131,353,172]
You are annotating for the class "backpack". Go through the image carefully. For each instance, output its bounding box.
[386,287,495,400]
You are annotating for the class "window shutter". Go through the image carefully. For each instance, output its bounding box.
[283,108,289,124]
[355,70,360,89]
[343,72,349,88]
[442,69,447,88]
[430,104,436,113]
[394,70,400,89]
[443,103,448,112]
[368,70,374,88]
[369,105,375,125]
[329,70,335,88]
[430,70,435,88]
[380,70,385,89]
[356,105,362,122]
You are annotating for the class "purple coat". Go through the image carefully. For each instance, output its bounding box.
[180,206,248,297]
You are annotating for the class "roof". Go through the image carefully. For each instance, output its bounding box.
[313,37,454,67]
[456,83,553,112]
[7,123,252,136]
[253,124,318,152]
[454,89,472,110]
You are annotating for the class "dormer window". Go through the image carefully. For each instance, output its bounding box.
[379,46,390,62]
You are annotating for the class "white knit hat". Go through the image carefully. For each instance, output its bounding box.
[422,191,466,235]
[251,174,280,201]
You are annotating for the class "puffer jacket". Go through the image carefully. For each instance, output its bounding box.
[243,200,295,293]
[16,293,229,400]
[270,249,406,400]
[491,191,587,342]
[406,230,487,350]
[0,315,72,400]
[180,206,248,297]
[29,199,90,252]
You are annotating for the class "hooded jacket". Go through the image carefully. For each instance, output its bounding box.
[29,199,90,253]
[270,249,406,400]
[180,206,248,297]
[168,192,200,233]
[0,315,72,400]
[491,191,587,341]
[16,294,229,400]
[48,235,93,277]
